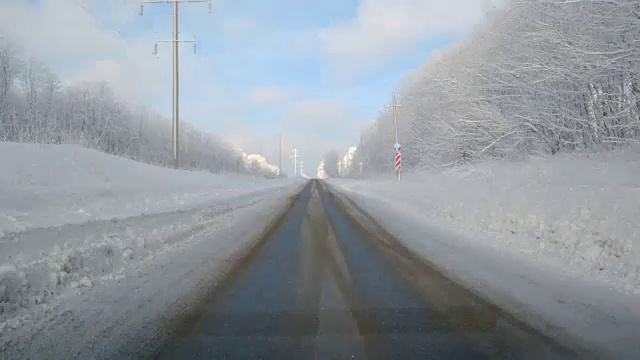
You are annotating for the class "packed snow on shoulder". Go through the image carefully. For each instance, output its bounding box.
[331,147,640,294]
[0,143,301,325]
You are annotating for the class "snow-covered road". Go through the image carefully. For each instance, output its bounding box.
[2,144,639,359]
[2,175,638,359]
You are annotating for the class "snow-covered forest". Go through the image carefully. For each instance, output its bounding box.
[348,0,640,174]
[0,41,279,179]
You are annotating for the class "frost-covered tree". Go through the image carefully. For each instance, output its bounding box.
[322,149,340,178]
[356,0,640,172]
[0,41,278,178]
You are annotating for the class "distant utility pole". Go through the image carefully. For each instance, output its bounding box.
[140,0,211,169]
[392,93,400,146]
[279,122,284,177]
[300,159,304,177]
[292,148,299,177]
[386,92,403,181]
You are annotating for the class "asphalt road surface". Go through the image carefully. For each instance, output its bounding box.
[154,180,580,360]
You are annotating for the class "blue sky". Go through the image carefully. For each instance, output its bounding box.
[0,0,486,175]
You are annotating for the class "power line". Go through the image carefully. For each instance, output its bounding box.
[123,1,161,37]
[69,0,125,37]
[69,0,164,41]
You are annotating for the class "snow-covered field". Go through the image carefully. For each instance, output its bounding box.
[332,147,640,294]
[0,143,303,344]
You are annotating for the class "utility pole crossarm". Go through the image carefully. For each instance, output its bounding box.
[156,40,196,43]
[153,40,197,56]
[140,0,211,169]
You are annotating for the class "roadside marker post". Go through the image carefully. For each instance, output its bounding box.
[394,143,402,181]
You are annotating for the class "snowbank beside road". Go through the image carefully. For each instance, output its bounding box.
[0,142,290,234]
[0,181,305,359]
[331,147,640,294]
[329,187,640,358]
[0,143,302,329]
[328,149,640,358]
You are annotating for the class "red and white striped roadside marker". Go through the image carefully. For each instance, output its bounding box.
[393,143,402,181]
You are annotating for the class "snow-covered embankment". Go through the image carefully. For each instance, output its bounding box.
[0,143,303,339]
[332,148,640,293]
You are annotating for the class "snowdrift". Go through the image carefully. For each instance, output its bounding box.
[0,143,299,324]
[332,147,640,294]
[0,142,285,234]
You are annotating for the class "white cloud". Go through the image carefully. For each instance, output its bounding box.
[224,128,280,164]
[287,100,347,128]
[318,0,487,68]
[222,99,360,170]
[282,100,363,174]
[0,0,125,63]
[221,17,257,37]
[356,118,376,133]
[68,44,168,102]
[247,85,290,106]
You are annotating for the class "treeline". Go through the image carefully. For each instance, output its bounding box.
[0,41,279,178]
[350,0,640,174]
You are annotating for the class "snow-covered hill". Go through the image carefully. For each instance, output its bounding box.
[0,143,289,234]
[0,143,302,332]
